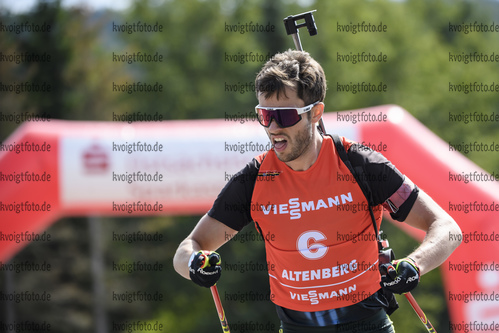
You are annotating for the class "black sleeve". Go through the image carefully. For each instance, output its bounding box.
[207,158,260,231]
[346,143,419,222]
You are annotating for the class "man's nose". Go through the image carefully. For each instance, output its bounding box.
[267,116,282,131]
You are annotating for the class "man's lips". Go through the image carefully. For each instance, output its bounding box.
[272,136,288,152]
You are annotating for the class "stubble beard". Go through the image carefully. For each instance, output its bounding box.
[275,122,314,163]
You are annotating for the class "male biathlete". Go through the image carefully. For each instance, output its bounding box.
[174,50,462,332]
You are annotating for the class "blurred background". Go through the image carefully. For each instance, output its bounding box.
[1,0,498,332]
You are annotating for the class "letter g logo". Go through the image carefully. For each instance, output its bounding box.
[297,231,328,260]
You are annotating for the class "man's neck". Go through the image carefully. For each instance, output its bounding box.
[285,130,324,171]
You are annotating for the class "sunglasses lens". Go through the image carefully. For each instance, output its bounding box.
[255,108,273,127]
[256,108,301,128]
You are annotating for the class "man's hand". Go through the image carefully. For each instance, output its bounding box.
[380,257,420,294]
[188,250,222,288]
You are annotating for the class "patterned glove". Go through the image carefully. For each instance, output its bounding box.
[188,250,222,288]
[380,257,420,294]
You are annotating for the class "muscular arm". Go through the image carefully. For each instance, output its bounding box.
[344,140,462,275]
[173,158,259,279]
[173,214,239,280]
[402,189,462,276]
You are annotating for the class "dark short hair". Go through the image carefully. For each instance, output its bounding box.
[255,49,326,105]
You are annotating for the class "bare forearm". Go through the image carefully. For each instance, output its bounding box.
[408,217,461,275]
[173,238,201,280]
[173,214,239,280]
[401,189,462,276]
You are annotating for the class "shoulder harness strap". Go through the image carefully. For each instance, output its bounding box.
[330,134,382,245]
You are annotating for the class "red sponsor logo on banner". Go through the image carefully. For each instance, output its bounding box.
[82,143,109,173]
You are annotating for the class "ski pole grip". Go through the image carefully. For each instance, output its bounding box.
[379,248,395,265]
[209,252,220,266]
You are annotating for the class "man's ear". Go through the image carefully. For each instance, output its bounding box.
[311,102,324,124]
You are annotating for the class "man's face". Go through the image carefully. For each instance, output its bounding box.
[257,87,314,163]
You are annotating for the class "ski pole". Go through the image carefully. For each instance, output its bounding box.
[384,263,437,333]
[203,253,230,333]
[210,285,230,333]
[405,292,437,333]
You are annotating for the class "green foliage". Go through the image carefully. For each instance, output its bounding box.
[1,0,497,332]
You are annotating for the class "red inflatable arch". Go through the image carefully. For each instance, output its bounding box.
[1,105,498,327]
